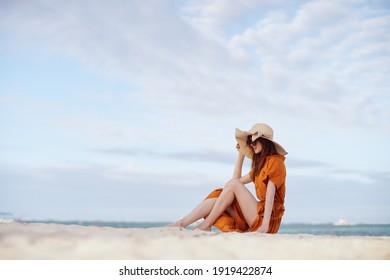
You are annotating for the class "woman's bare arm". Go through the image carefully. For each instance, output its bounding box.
[239,173,252,184]
[257,180,276,233]
[232,153,245,179]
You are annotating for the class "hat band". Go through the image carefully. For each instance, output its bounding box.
[252,130,273,140]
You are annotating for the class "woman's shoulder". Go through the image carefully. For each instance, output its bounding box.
[264,154,286,181]
[264,154,286,172]
[266,154,285,163]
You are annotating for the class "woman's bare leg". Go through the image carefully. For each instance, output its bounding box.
[195,179,258,231]
[166,198,217,228]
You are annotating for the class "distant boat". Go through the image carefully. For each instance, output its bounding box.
[334,218,352,226]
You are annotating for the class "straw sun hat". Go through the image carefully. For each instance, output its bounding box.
[235,123,287,159]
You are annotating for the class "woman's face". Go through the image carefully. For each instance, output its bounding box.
[250,138,263,154]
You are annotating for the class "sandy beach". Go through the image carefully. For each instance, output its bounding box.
[0,222,389,260]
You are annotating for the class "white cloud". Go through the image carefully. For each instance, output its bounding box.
[1,0,388,129]
[180,0,279,37]
[225,1,390,130]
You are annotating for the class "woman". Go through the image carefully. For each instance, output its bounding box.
[168,123,287,233]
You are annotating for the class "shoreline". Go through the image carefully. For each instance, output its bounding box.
[1,222,389,260]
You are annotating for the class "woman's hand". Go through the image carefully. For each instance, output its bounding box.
[256,222,269,233]
[236,143,245,157]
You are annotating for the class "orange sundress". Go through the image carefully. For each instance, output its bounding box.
[205,154,286,233]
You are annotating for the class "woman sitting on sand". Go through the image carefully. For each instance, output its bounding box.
[168,123,287,233]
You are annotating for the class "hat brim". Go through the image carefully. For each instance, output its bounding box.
[235,128,287,159]
[235,128,254,159]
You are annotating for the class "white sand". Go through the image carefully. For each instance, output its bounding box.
[0,222,389,259]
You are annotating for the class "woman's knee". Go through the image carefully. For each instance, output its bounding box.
[224,178,241,191]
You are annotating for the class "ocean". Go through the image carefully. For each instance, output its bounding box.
[14,220,390,236]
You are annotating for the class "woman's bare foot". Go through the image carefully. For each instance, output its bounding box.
[165,219,184,227]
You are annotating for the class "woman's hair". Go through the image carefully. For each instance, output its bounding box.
[249,136,278,181]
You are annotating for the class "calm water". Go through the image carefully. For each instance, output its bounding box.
[17,220,390,236]
[278,223,390,236]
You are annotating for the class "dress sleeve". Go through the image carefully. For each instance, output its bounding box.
[266,156,286,189]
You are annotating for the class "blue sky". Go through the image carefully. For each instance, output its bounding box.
[1,0,389,224]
